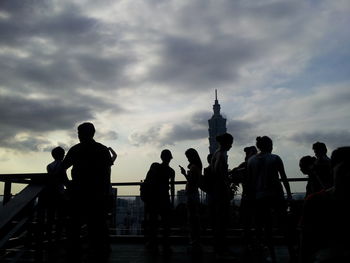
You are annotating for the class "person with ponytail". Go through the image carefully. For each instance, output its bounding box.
[209,132,234,255]
[180,148,203,254]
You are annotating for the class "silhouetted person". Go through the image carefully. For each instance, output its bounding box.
[144,149,175,255]
[247,136,295,263]
[62,122,114,258]
[299,155,322,198]
[199,153,214,195]
[299,146,350,263]
[312,142,333,189]
[209,133,234,256]
[230,146,257,250]
[180,148,203,254]
[38,147,70,243]
[46,147,69,237]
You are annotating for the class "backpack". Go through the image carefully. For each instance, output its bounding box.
[140,162,160,202]
[140,180,151,202]
[199,166,213,193]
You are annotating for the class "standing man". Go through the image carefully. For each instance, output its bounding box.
[312,142,333,189]
[144,149,175,254]
[63,122,114,257]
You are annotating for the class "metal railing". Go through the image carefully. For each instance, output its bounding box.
[0,174,308,242]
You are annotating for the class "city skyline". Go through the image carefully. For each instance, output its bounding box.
[1,0,350,195]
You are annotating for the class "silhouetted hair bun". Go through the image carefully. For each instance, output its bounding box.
[216,133,234,144]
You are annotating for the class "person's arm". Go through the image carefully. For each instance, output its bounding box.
[62,149,73,170]
[179,165,189,180]
[61,168,70,188]
[170,170,175,207]
[109,147,117,164]
[277,156,292,200]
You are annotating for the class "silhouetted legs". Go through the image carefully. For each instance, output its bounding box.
[187,200,201,251]
[144,202,171,253]
[255,197,296,262]
[67,192,110,259]
[209,194,230,254]
[240,199,256,249]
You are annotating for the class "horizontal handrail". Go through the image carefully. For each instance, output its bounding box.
[0,173,47,182]
[111,177,308,186]
[0,172,308,184]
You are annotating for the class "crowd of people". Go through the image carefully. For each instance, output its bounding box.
[41,122,350,262]
[141,133,350,263]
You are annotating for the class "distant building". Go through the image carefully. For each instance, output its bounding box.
[208,89,227,154]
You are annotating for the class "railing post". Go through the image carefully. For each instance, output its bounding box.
[3,181,12,205]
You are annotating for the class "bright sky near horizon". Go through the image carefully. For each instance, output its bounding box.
[1,0,350,195]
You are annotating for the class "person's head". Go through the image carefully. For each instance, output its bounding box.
[185,148,202,170]
[331,146,350,168]
[330,147,350,199]
[243,146,257,161]
[312,141,327,158]
[78,122,95,142]
[299,155,316,175]
[207,153,213,165]
[160,149,173,164]
[256,136,273,153]
[51,146,65,161]
[216,133,234,151]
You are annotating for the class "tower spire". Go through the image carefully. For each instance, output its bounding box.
[213,89,220,115]
[208,89,227,154]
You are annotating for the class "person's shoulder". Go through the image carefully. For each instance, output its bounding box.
[247,154,258,164]
[150,162,161,169]
[67,143,81,153]
[47,161,55,171]
[169,166,175,173]
[166,165,175,176]
[93,141,108,150]
[47,160,55,167]
[269,153,282,162]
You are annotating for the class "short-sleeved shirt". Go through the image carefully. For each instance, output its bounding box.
[247,153,284,200]
[313,156,333,189]
[47,160,66,194]
[63,139,112,195]
[145,162,175,203]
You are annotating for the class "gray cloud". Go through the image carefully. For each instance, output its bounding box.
[0,0,135,95]
[289,131,350,150]
[1,0,349,157]
[227,120,256,146]
[130,110,255,147]
[148,36,260,91]
[99,130,119,141]
[0,91,121,152]
[129,126,162,147]
[0,94,94,151]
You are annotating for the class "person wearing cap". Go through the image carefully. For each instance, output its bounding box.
[143,149,175,254]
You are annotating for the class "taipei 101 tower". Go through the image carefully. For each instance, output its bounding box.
[208,90,227,154]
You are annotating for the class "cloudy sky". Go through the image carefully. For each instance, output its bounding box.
[1,0,349,194]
